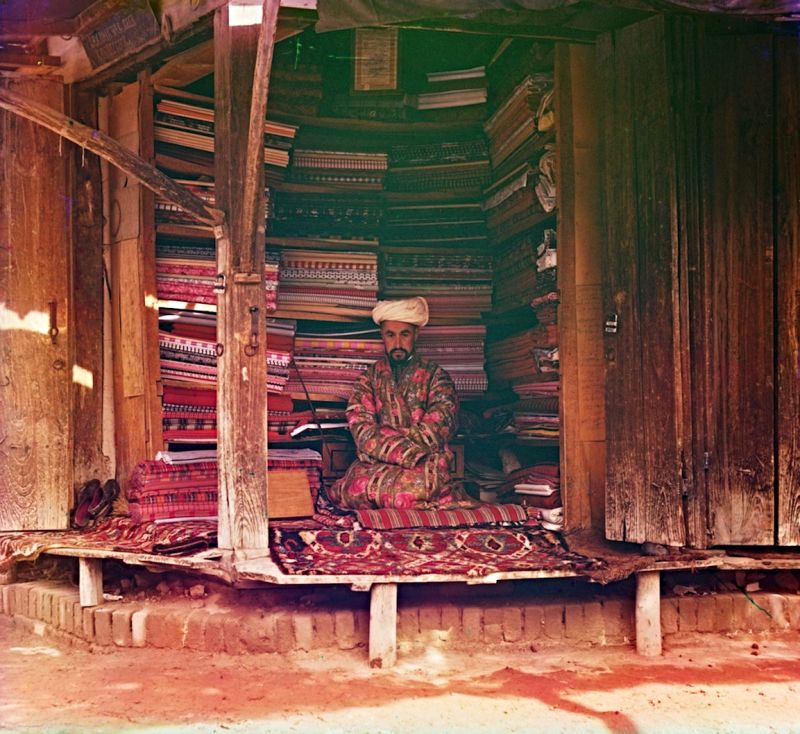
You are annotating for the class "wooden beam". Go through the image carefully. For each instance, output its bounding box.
[0,52,62,67]
[214,3,274,556]
[369,583,398,668]
[635,571,662,656]
[240,0,280,276]
[78,558,103,607]
[394,21,597,44]
[0,86,222,227]
[68,87,108,486]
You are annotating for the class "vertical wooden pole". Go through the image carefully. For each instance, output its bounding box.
[635,570,662,656]
[369,583,398,668]
[214,2,278,555]
[68,87,108,487]
[107,76,163,505]
[556,43,606,534]
[79,558,103,607]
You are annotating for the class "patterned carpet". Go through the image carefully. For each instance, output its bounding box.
[0,517,218,571]
[269,525,606,577]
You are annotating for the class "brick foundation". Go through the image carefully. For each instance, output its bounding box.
[2,577,798,655]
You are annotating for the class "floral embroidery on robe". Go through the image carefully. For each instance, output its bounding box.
[329,354,475,510]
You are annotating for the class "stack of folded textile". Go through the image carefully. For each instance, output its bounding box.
[268,191,382,248]
[161,384,217,444]
[154,94,297,181]
[128,448,323,523]
[275,249,378,321]
[157,311,296,446]
[416,325,488,398]
[502,462,563,531]
[286,324,382,403]
[379,250,492,324]
[387,137,491,194]
[288,148,388,190]
[156,233,279,312]
[485,325,558,389]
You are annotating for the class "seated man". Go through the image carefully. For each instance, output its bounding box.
[329,296,473,510]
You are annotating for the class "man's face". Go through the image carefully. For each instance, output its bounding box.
[380,320,417,365]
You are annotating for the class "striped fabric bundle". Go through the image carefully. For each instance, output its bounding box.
[288,149,388,190]
[416,325,488,398]
[268,191,383,243]
[387,137,491,194]
[355,502,529,530]
[276,249,378,320]
[128,449,323,522]
[380,251,492,324]
[154,96,297,172]
[156,239,279,312]
[287,325,382,403]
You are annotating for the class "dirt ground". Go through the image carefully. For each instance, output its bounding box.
[1,616,799,734]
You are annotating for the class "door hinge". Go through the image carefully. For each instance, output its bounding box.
[703,451,711,471]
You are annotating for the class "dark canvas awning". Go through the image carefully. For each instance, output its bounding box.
[315,0,800,32]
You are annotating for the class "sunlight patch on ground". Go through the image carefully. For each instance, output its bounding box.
[110,682,142,691]
[7,646,61,657]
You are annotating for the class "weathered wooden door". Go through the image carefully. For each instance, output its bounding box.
[0,79,72,530]
[694,32,776,546]
[775,37,800,546]
[598,15,690,547]
[600,20,800,548]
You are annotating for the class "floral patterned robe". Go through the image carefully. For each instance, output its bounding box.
[329,354,470,510]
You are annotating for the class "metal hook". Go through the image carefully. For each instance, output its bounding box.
[48,301,59,344]
[244,305,259,357]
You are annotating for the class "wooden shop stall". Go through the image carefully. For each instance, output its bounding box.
[1,0,799,666]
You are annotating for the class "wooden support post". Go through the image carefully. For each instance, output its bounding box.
[0,564,17,585]
[79,558,103,607]
[68,87,107,486]
[635,570,662,656]
[369,583,398,669]
[214,1,278,556]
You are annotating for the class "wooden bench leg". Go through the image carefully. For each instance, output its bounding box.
[635,570,662,656]
[369,582,398,669]
[0,563,17,585]
[79,558,103,607]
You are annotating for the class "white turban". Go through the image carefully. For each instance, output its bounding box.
[372,297,429,328]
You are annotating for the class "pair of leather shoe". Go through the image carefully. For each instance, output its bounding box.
[71,478,120,530]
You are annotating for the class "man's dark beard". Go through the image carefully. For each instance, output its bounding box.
[387,348,410,365]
